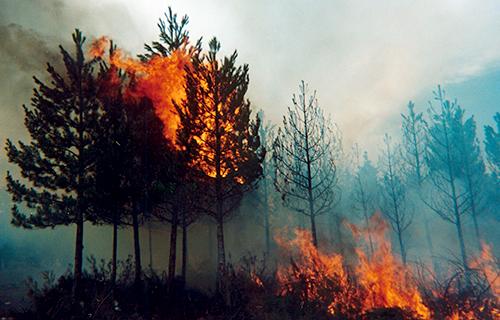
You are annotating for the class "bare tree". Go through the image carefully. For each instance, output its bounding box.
[253,112,278,255]
[378,134,412,265]
[401,101,427,186]
[273,81,341,248]
[400,102,439,272]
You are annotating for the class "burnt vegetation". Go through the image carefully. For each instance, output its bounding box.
[1,8,499,320]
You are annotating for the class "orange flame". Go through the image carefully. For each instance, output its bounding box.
[470,242,500,300]
[89,37,190,143]
[276,213,431,319]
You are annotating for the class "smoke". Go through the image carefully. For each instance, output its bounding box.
[0,0,498,301]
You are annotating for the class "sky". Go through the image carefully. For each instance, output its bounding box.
[1,0,500,170]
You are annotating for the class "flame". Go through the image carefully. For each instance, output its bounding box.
[89,37,190,143]
[276,213,431,319]
[470,242,500,300]
[90,37,245,183]
[89,36,109,58]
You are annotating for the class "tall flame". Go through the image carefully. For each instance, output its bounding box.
[276,213,431,319]
[89,36,190,143]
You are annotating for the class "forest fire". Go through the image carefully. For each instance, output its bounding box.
[90,36,190,142]
[2,3,499,320]
[273,213,499,319]
[275,214,431,319]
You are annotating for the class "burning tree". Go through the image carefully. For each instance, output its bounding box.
[378,133,412,265]
[5,30,101,300]
[174,38,263,290]
[273,81,341,248]
[93,56,133,292]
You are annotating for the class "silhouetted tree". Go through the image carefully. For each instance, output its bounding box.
[175,38,263,292]
[424,86,470,280]
[484,113,500,176]
[400,101,440,274]
[253,112,278,255]
[401,101,427,186]
[273,81,341,248]
[351,146,379,256]
[378,134,412,265]
[484,113,500,218]
[126,97,169,288]
[455,114,486,248]
[5,30,101,300]
[93,56,133,292]
[142,6,202,288]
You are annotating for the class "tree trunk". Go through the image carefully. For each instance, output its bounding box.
[455,213,469,275]
[310,214,318,248]
[132,206,142,286]
[262,176,271,255]
[334,213,344,255]
[168,208,178,285]
[111,214,118,294]
[216,218,226,292]
[424,218,441,276]
[469,197,481,250]
[73,208,84,301]
[363,209,375,257]
[148,219,153,270]
[181,220,187,281]
[396,226,407,265]
[264,200,271,255]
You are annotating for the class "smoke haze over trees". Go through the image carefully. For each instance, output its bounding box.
[0,2,498,319]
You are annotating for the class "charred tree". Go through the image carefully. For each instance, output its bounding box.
[175,38,263,292]
[5,30,102,301]
[273,81,341,248]
[378,134,412,265]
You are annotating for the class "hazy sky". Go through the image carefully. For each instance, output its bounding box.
[1,0,500,169]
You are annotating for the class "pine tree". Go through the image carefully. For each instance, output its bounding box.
[273,81,341,248]
[255,112,278,255]
[455,114,486,248]
[400,101,439,273]
[93,53,134,293]
[5,30,101,300]
[174,38,263,292]
[484,113,500,178]
[424,86,470,280]
[484,113,500,218]
[142,6,201,288]
[352,146,379,256]
[401,101,427,186]
[378,134,412,265]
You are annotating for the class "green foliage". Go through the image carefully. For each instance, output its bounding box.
[5,29,101,229]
